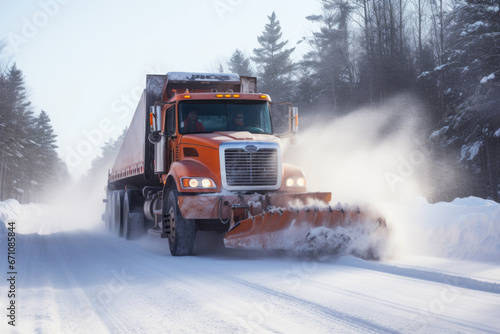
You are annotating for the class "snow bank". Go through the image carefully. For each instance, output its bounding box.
[0,198,102,235]
[389,197,500,263]
[0,199,22,223]
[0,199,51,234]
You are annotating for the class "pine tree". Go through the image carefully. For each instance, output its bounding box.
[300,0,355,112]
[252,12,296,102]
[0,72,8,200]
[228,49,254,76]
[31,110,59,197]
[429,0,500,200]
[0,51,11,200]
[0,64,34,201]
[0,56,67,202]
[35,111,57,150]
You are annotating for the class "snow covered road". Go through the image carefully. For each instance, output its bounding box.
[1,198,500,333]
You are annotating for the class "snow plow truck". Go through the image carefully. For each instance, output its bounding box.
[103,72,384,256]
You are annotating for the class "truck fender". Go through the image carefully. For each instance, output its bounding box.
[280,163,307,192]
[166,160,220,193]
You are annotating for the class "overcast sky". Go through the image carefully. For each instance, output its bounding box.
[0,0,320,177]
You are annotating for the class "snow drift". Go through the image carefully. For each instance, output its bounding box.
[389,196,500,263]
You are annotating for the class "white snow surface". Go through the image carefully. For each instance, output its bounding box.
[480,73,495,84]
[429,126,449,141]
[1,197,500,333]
[463,21,488,36]
[460,141,483,161]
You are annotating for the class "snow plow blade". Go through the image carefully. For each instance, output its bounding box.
[223,205,386,250]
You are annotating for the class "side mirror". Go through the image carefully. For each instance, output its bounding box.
[148,131,161,144]
[272,103,297,138]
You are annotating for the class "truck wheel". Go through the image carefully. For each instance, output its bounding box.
[105,192,113,232]
[113,190,125,237]
[165,188,196,256]
[123,190,146,240]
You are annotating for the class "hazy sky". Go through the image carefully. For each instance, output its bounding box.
[1,0,320,177]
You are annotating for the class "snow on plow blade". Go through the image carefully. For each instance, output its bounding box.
[223,205,386,250]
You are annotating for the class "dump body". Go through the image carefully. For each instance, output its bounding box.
[108,75,164,189]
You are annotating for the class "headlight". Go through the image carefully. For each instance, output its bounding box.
[201,178,213,188]
[285,177,306,188]
[181,177,216,189]
[296,178,306,187]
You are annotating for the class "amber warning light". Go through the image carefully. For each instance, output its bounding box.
[216,94,240,98]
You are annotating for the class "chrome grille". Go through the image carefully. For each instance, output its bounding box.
[222,145,280,190]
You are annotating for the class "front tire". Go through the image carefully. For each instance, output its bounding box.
[165,188,196,256]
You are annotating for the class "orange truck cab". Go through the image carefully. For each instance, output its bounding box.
[104,72,330,255]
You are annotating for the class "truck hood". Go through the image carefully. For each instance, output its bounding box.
[180,132,281,149]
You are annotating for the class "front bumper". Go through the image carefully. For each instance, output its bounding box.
[177,192,332,220]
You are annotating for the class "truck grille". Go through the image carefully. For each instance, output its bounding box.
[220,143,282,190]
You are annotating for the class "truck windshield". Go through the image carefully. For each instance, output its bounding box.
[179,101,272,135]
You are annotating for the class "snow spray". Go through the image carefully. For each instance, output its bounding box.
[281,94,451,259]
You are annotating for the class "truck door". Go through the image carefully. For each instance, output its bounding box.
[165,105,176,170]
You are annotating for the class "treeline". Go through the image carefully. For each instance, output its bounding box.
[0,61,68,202]
[223,0,499,201]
